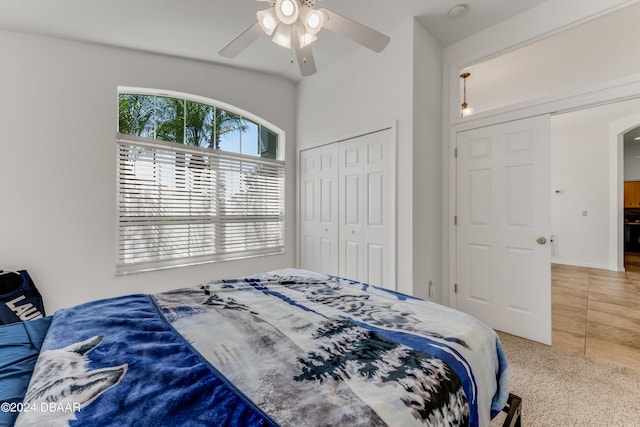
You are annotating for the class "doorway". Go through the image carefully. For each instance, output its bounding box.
[549,98,640,369]
[623,124,640,271]
[550,98,640,272]
[453,98,640,348]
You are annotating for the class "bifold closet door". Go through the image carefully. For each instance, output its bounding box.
[339,130,393,289]
[300,128,395,290]
[299,144,339,275]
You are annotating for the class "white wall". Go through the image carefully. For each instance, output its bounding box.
[296,18,442,298]
[0,30,297,312]
[459,2,640,115]
[412,22,443,300]
[551,108,614,268]
[624,142,640,181]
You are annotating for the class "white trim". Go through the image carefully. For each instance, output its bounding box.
[296,122,396,152]
[551,261,617,272]
[116,133,285,166]
[447,125,458,308]
[450,73,640,132]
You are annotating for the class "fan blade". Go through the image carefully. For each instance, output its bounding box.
[293,26,317,76]
[219,22,264,58]
[319,8,390,52]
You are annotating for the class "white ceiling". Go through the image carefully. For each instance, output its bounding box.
[0,0,548,82]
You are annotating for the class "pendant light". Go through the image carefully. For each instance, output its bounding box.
[460,72,474,117]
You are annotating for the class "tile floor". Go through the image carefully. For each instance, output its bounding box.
[552,258,640,371]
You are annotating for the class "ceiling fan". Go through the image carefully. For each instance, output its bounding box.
[219,0,391,76]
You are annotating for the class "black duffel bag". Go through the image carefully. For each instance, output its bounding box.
[0,270,45,324]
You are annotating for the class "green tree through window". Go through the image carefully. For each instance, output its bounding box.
[118,94,154,138]
[118,93,273,158]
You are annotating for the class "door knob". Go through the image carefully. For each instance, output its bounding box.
[536,236,547,245]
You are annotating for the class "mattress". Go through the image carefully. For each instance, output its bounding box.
[12,269,509,426]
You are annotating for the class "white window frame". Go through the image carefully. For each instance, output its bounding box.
[116,87,285,274]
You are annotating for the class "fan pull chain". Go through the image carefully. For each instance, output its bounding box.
[290,24,294,63]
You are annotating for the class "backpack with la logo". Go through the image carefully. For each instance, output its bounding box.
[0,270,46,324]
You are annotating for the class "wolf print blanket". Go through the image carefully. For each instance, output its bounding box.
[15,269,509,427]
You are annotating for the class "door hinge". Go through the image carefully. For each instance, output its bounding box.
[454,216,458,226]
[454,283,458,293]
[454,148,458,158]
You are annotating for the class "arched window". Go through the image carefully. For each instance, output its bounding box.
[116,88,285,273]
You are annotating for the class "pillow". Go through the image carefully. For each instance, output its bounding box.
[0,317,51,426]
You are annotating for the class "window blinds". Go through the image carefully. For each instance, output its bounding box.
[116,134,284,273]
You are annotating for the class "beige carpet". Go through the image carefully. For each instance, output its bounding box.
[490,332,640,426]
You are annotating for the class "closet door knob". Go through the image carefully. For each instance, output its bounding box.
[536,236,547,245]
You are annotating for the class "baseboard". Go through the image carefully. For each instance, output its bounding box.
[551,260,622,272]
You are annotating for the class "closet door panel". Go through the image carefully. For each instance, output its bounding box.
[300,144,339,275]
[367,243,384,286]
[344,241,361,280]
[339,140,365,281]
[317,145,339,275]
[300,151,317,271]
[367,171,384,227]
[362,130,392,289]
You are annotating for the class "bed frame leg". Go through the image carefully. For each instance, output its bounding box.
[501,393,522,427]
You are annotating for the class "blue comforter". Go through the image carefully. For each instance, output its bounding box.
[14,269,509,427]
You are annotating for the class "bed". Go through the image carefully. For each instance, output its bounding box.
[4,269,518,427]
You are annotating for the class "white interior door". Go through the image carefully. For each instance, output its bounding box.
[339,129,395,290]
[300,144,339,275]
[456,115,551,344]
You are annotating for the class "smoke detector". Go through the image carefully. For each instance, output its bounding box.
[448,4,468,19]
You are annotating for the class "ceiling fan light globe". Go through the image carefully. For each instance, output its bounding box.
[257,9,278,35]
[299,31,317,48]
[281,1,295,17]
[308,14,319,28]
[272,23,292,48]
[302,9,324,34]
[276,0,299,25]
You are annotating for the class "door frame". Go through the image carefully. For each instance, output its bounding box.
[447,75,640,308]
[611,114,640,271]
